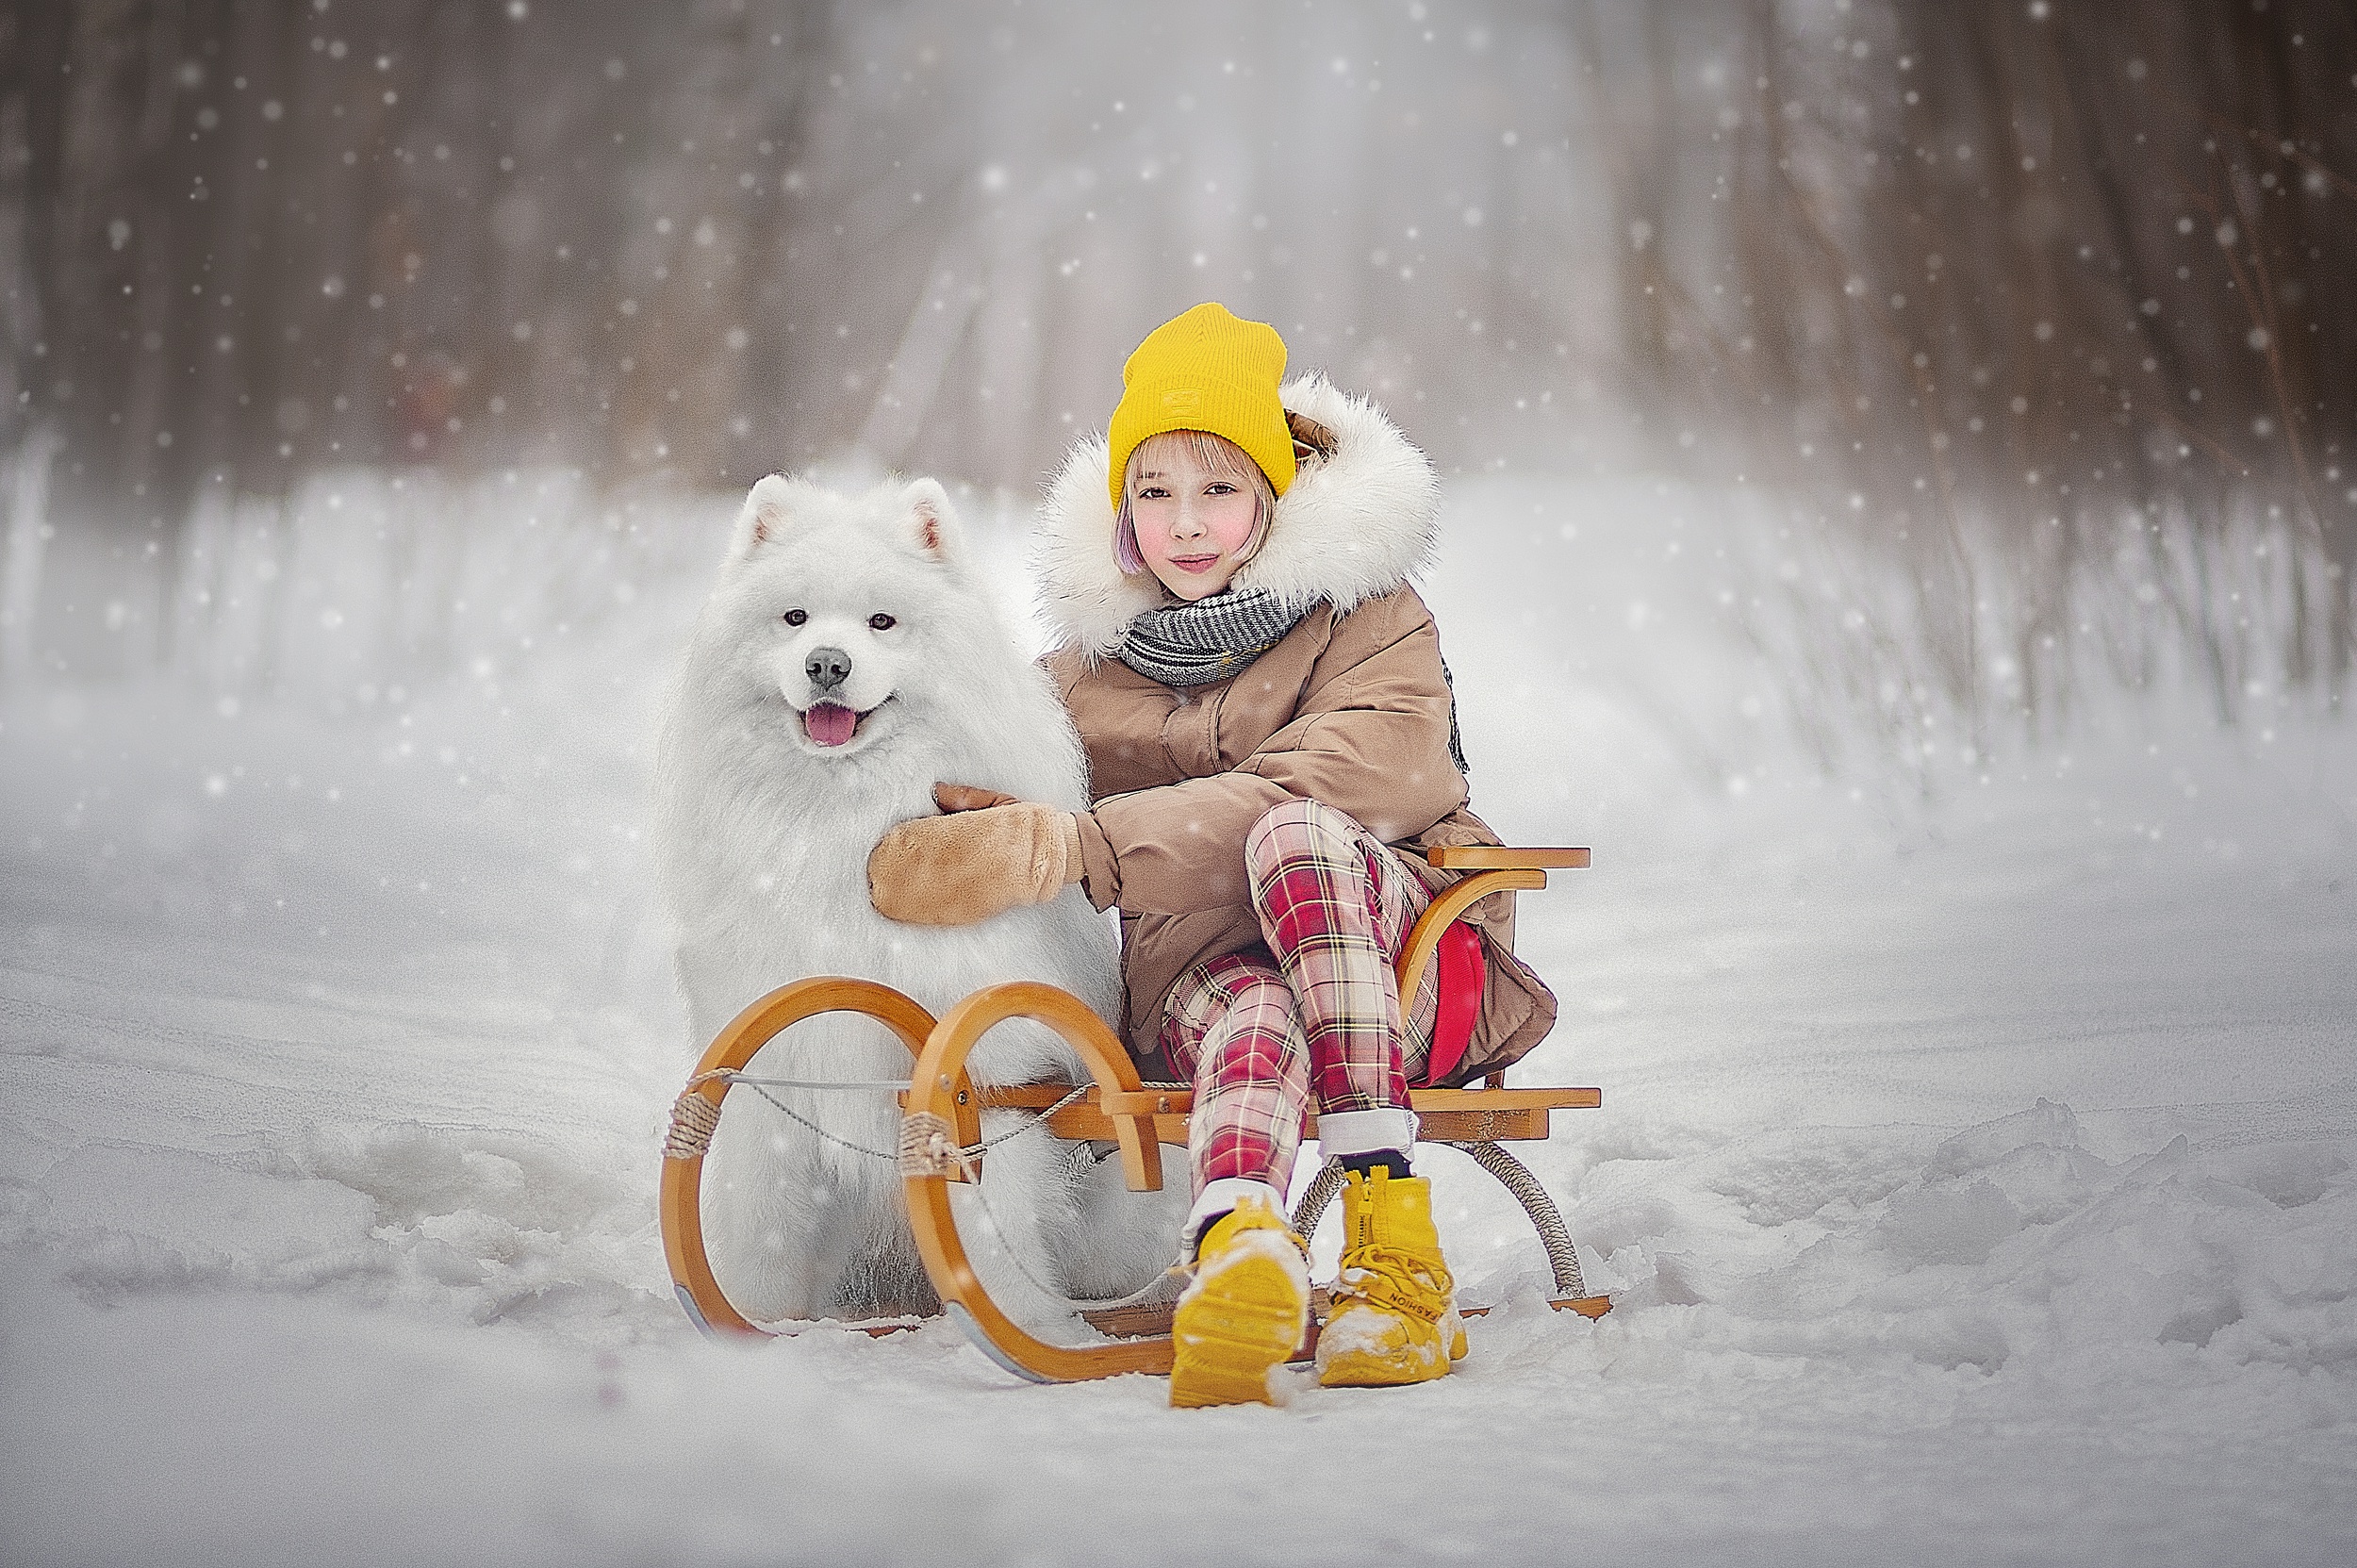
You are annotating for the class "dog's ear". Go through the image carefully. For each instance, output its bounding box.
[732,473,800,559]
[899,477,961,563]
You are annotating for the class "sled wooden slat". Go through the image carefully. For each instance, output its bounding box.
[1409,1104,1558,1143]
[1425,845,1591,870]
[959,1082,1603,1149]
[1391,846,1586,1027]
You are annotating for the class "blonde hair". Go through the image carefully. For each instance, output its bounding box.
[1113,429,1277,577]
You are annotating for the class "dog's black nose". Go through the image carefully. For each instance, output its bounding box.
[804,646,852,691]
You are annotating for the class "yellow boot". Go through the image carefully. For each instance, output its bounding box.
[1169,1197,1311,1409]
[1315,1168,1467,1387]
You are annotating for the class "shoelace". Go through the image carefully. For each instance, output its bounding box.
[1331,1242,1455,1325]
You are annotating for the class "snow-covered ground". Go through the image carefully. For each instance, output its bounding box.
[4,470,2353,1566]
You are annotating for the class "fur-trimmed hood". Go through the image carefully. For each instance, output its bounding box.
[1029,373,1440,655]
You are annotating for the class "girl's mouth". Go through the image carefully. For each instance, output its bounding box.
[1170,554,1221,573]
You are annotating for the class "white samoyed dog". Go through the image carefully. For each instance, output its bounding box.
[656,472,1182,1326]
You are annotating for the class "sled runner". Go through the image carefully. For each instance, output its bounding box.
[660,844,1607,1381]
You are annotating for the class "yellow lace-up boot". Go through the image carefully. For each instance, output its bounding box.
[1169,1197,1311,1409]
[1314,1167,1467,1387]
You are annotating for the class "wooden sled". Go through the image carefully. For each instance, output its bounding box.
[661,845,1606,1380]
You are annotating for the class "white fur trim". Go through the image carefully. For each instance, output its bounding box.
[1030,374,1440,655]
[1313,1108,1419,1159]
[1183,1177,1290,1253]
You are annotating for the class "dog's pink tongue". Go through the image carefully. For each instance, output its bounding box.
[803,702,858,748]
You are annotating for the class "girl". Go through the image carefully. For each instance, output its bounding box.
[869,303,1556,1407]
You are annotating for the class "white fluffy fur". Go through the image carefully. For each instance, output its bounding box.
[1030,373,1442,654]
[656,473,1183,1324]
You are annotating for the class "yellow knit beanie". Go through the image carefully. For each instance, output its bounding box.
[1106,303,1295,511]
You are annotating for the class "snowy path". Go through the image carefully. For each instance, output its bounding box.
[4,480,2355,1566]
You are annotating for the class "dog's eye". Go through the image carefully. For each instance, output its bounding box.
[868,613,897,631]
[782,609,807,626]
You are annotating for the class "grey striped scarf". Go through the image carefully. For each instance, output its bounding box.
[1115,586,1470,774]
[1116,586,1308,688]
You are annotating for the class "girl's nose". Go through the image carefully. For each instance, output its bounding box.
[1171,498,1208,537]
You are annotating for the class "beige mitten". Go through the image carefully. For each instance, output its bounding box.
[867,784,1083,926]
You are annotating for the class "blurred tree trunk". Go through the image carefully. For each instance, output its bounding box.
[2,0,2348,712]
[1653,0,2355,722]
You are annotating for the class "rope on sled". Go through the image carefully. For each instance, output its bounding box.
[894,1081,1097,1175]
[668,1073,921,1164]
[1290,1146,1591,1302]
[1461,1140,1589,1301]
[898,1111,975,1180]
[899,1091,1189,1316]
[723,1075,915,1091]
[727,1076,903,1162]
[672,1069,1103,1173]
[672,1070,1178,1315]
[902,1113,1187,1315]
[1291,1158,1350,1238]
[662,1070,732,1161]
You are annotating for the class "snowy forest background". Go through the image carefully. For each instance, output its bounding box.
[4,0,2352,741]
[4,4,2355,1565]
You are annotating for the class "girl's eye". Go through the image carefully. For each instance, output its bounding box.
[1205,481,1236,495]
[1135,485,1169,501]
[868,613,897,631]
[783,609,807,626]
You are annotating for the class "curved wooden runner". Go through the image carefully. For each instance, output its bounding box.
[659,976,942,1337]
[902,981,1179,1383]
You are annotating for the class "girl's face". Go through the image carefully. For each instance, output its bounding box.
[1126,435,1265,601]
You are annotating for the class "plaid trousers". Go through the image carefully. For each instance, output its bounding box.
[1155,798,1442,1199]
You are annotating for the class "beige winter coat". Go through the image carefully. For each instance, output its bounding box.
[1030,374,1558,1081]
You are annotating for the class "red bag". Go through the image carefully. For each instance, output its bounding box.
[1419,921,1486,1087]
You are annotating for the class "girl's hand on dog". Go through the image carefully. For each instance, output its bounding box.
[931,783,1020,814]
[867,784,1085,924]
